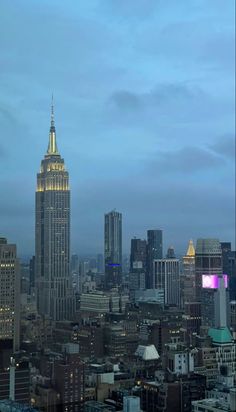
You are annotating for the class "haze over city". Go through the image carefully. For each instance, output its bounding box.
[0,0,235,256]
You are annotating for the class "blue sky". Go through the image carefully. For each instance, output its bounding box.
[0,0,235,256]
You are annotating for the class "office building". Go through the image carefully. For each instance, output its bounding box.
[221,242,232,275]
[228,251,236,301]
[29,256,35,291]
[221,243,236,301]
[192,393,236,412]
[0,237,20,351]
[208,275,233,344]
[70,254,79,273]
[228,251,236,300]
[0,400,37,412]
[0,339,13,369]
[54,344,84,412]
[104,210,122,289]
[20,263,30,294]
[79,260,90,279]
[129,271,146,302]
[154,259,180,307]
[76,325,104,359]
[129,238,146,300]
[80,290,128,314]
[139,370,206,412]
[123,396,140,412]
[166,246,175,259]
[97,254,104,273]
[195,239,222,328]
[165,344,194,375]
[195,238,222,297]
[230,301,236,340]
[182,239,195,305]
[84,401,115,412]
[0,359,30,404]
[146,229,163,288]
[130,238,147,271]
[35,102,74,320]
[183,302,201,340]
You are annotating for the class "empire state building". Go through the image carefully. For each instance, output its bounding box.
[35,102,74,320]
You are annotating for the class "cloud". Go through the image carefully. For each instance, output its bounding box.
[109,91,142,111]
[70,175,235,255]
[0,145,6,159]
[210,134,235,160]
[149,146,224,174]
[0,1,234,255]
[200,30,235,72]
[109,83,199,111]
[101,0,158,19]
[108,82,227,123]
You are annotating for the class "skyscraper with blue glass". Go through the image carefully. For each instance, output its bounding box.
[104,210,122,290]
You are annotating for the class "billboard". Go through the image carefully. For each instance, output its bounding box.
[202,274,228,289]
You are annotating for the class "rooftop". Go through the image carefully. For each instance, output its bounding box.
[208,327,233,344]
[135,344,160,361]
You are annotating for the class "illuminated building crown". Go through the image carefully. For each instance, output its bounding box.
[186,239,195,257]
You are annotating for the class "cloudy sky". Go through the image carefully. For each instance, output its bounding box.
[0,0,235,257]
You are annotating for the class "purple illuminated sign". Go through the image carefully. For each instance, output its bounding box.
[202,274,228,289]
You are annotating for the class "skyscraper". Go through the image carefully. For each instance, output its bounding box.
[130,238,147,271]
[166,246,176,259]
[154,258,180,307]
[195,238,222,328]
[146,229,163,288]
[35,101,74,320]
[0,237,20,351]
[29,255,35,292]
[208,275,233,344]
[104,210,122,290]
[221,242,236,301]
[181,240,201,337]
[129,238,146,300]
[96,253,104,274]
[182,239,196,305]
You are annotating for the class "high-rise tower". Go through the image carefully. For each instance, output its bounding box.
[146,229,163,288]
[182,239,196,305]
[35,100,74,320]
[104,210,122,290]
[195,238,222,328]
[0,237,20,352]
[130,238,147,272]
[154,258,180,307]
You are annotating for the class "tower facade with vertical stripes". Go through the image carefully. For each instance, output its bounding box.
[35,101,74,320]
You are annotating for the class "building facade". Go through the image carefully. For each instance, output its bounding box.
[35,103,74,320]
[104,210,122,290]
[123,396,140,412]
[182,240,196,305]
[154,259,180,307]
[146,229,163,288]
[195,239,222,328]
[54,345,84,412]
[0,238,20,351]
[221,243,236,301]
[0,359,30,404]
[130,238,147,272]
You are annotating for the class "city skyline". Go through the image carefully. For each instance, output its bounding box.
[0,3,235,411]
[0,0,235,256]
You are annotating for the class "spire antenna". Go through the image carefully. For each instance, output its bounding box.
[51,93,55,129]
[47,94,59,155]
